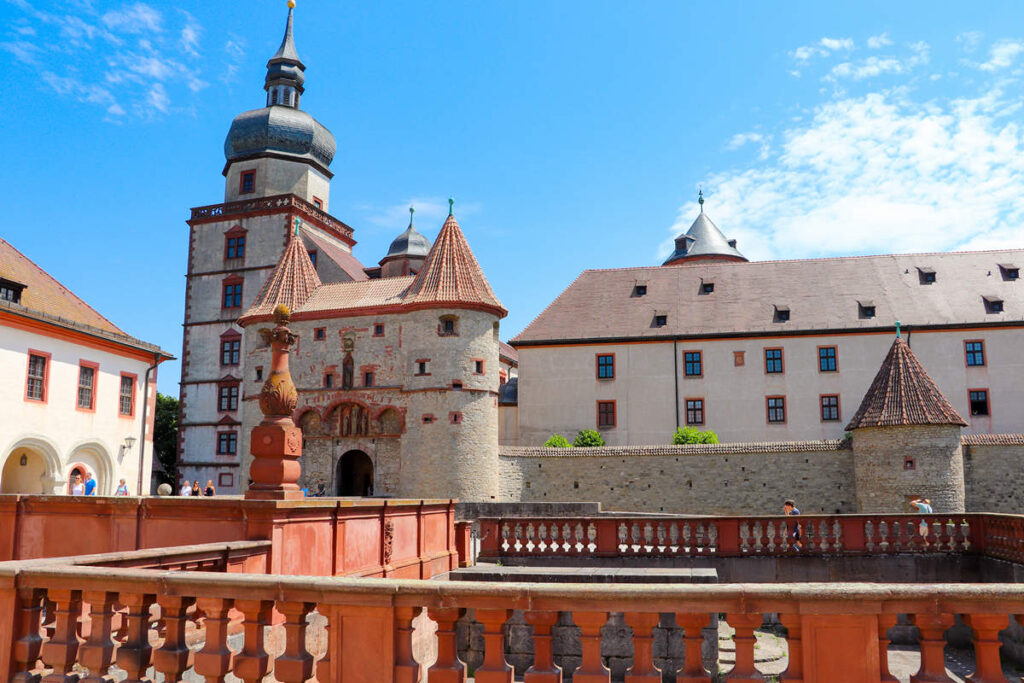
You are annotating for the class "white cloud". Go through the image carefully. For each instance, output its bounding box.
[957,31,983,53]
[820,37,855,51]
[147,83,169,113]
[1,40,42,64]
[867,33,893,49]
[675,89,1024,262]
[726,132,763,150]
[790,36,855,64]
[977,39,1024,71]
[827,41,929,81]
[102,3,163,34]
[179,13,201,57]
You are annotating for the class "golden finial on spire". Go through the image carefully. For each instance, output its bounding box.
[287,0,296,8]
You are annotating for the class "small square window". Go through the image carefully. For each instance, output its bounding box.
[452,381,463,391]
[416,361,428,375]
[904,457,915,471]
[440,317,458,336]
[364,372,374,387]
[774,307,790,322]
[240,170,256,194]
[918,268,936,284]
[255,366,263,381]
[314,327,326,341]
[701,282,714,294]
[999,264,1020,281]
[858,301,876,319]
[965,341,985,367]
[313,197,323,210]
[422,414,434,424]
[475,360,485,375]
[984,297,1004,314]
[373,324,385,337]
[634,284,647,296]
[654,314,668,327]
[969,389,990,416]
[596,354,614,379]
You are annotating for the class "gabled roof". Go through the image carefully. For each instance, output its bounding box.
[845,336,966,430]
[405,214,506,317]
[512,249,1024,345]
[0,239,172,358]
[301,229,368,282]
[296,276,413,315]
[239,230,321,324]
[663,209,746,265]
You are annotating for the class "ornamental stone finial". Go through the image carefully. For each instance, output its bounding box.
[448,197,454,216]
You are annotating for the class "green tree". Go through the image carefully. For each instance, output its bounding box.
[154,393,179,485]
[673,427,719,444]
[573,429,605,447]
[543,434,572,448]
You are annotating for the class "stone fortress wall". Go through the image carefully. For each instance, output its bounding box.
[499,434,1024,515]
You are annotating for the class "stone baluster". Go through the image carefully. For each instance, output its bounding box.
[276,601,315,683]
[78,591,118,683]
[153,595,196,681]
[232,599,274,683]
[316,607,333,683]
[115,592,156,683]
[963,614,1008,683]
[40,588,82,683]
[572,611,610,683]
[193,597,234,683]
[909,613,953,682]
[779,613,804,683]
[11,587,45,683]
[675,614,708,683]
[393,606,421,683]
[427,607,466,682]
[623,612,660,682]
[41,596,56,640]
[475,609,513,683]
[524,611,561,683]
[725,613,762,682]
[877,614,899,682]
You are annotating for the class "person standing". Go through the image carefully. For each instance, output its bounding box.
[783,499,802,548]
[204,480,216,497]
[70,473,85,496]
[115,479,130,496]
[910,497,933,513]
[180,480,192,496]
[191,481,202,497]
[83,471,97,496]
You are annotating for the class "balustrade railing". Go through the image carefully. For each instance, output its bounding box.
[189,193,354,240]
[477,513,1008,560]
[3,565,1024,681]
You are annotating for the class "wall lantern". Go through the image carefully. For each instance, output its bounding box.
[123,436,137,450]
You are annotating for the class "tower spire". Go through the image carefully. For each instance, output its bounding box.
[264,2,306,108]
[698,187,704,213]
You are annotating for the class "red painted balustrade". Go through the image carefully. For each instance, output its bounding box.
[477,513,1024,561]
[2,563,1023,682]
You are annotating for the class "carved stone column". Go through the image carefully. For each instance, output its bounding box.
[247,304,304,500]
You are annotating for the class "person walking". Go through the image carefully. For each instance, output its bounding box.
[83,471,97,496]
[180,480,192,496]
[115,479,130,496]
[315,478,326,497]
[191,481,202,497]
[70,473,85,496]
[204,480,216,496]
[783,499,802,549]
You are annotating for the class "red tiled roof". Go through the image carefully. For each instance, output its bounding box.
[961,433,1024,446]
[499,340,518,365]
[296,276,413,315]
[845,337,966,430]
[239,231,322,324]
[405,214,506,317]
[0,238,125,335]
[302,229,368,282]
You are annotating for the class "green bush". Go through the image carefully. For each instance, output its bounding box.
[543,434,572,448]
[573,429,605,447]
[673,426,719,444]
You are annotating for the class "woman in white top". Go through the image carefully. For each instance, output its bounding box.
[180,480,192,496]
[70,473,85,496]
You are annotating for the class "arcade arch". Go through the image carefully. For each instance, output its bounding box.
[1,437,62,494]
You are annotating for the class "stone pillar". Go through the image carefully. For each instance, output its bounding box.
[852,425,965,513]
[246,304,304,501]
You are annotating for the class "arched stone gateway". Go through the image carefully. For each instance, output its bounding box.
[1,437,62,494]
[67,442,115,496]
[337,450,373,497]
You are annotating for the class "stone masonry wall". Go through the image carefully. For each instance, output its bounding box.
[963,434,1024,511]
[499,441,855,515]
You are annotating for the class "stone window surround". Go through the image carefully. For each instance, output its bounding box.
[373,323,385,337]
[218,382,240,412]
[438,315,460,337]
[75,360,99,413]
[449,411,463,424]
[313,327,326,341]
[217,431,238,455]
[597,400,617,429]
[733,350,745,367]
[223,225,247,261]
[415,359,430,376]
[118,372,137,418]
[25,349,51,404]
[422,414,436,424]
[683,350,702,378]
[239,169,256,195]
[221,276,244,309]
[220,330,242,366]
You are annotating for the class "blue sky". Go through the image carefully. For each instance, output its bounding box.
[4,0,1024,396]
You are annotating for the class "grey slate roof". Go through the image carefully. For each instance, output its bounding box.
[382,224,431,262]
[224,106,335,169]
[270,7,302,65]
[663,211,746,264]
[498,377,518,405]
[512,249,1024,345]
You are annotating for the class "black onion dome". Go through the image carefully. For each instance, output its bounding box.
[224,106,336,169]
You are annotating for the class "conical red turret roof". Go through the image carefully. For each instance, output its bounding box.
[238,227,322,325]
[845,336,966,430]
[405,213,506,317]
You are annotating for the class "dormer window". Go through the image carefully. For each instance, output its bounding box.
[918,267,936,284]
[858,301,876,319]
[774,305,790,323]
[983,296,1004,314]
[308,250,318,268]
[999,263,1020,281]
[634,284,647,297]
[701,282,714,294]
[0,278,24,304]
[654,314,668,327]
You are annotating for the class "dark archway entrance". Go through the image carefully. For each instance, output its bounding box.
[337,450,373,496]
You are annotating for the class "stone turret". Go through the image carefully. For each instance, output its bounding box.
[848,333,967,512]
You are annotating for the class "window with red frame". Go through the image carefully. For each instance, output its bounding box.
[221,338,240,365]
[364,371,374,387]
[312,197,323,209]
[240,170,256,194]
[77,364,96,410]
[596,354,614,379]
[26,353,47,401]
[217,432,237,455]
[119,375,135,416]
[222,282,243,308]
[225,235,245,259]
[373,323,385,337]
[218,384,239,411]
[597,400,616,428]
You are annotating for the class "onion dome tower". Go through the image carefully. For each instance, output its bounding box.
[379,207,432,278]
[663,191,747,266]
[223,2,336,183]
